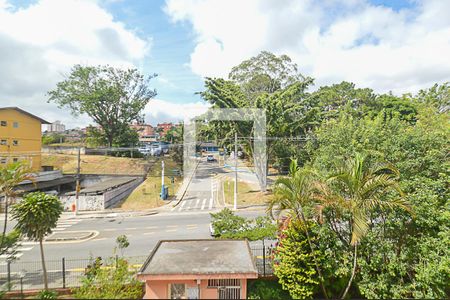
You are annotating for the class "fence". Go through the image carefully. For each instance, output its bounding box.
[0,245,275,292]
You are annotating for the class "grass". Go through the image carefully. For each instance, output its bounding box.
[118,157,182,210]
[42,152,183,210]
[42,153,149,175]
[222,178,273,207]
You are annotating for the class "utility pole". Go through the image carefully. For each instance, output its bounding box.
[75,147,81,215]
[234,132,238,210]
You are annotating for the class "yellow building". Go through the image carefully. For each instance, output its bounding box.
[0,107,50,171]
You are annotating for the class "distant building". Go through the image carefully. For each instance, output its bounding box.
[138,239,258,299]
[156,122,174,138]
[0,107,50,171]
[46,120,66,132]
[130,123,155,138]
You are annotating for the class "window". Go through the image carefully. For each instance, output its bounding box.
[0,158,6,164]
[0,121,6,126]
[169,283,186,299]
[13,122,18,128]
[0,140,6,145]
[12,140,18,146]
[13,158,18,162]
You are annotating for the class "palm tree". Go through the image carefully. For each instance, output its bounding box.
[319,153,410,299]
[268,159,329,299]
[0,162,34,252]
[11,192,63,290]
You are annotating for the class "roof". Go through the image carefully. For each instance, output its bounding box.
[0,107,50,124]
[139,239,258,276]
[65,176,137,195]
[200,142,219,147]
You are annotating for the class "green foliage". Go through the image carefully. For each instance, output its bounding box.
[12,192,63,290]
[74,257,143,299]
[42,133,65,145]
[247,279,292,300]
[274,220,321,299]
[48,65,156,147]
[12,192,63,241]
[210,208,277,241]
[115,235,129,256]
[0,230,21,261]
[35,290,58,299]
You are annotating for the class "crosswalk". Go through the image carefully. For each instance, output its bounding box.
[171,196,223,212]
[0,217,83,264]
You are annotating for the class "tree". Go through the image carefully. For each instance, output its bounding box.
[316,153,411,299]
[274,220,322,299]
[0,162,33,255]
[115,235,129,256]
[269,160,328,298]
[229,51,312,100]
[11,192,63,290]
[48,65,157,147]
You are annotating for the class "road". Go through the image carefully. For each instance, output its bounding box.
[0,158,270,290]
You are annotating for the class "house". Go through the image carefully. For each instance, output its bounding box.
[130,123,155,138]
[0,107,50,171]
[156,122,174,138]
[137,239,258,299]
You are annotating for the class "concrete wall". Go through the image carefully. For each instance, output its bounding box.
[42,146,86,155]
[60,177,143,211]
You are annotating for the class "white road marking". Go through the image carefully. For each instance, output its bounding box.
[167,225,178,228]
[17,247,33,251]
[55,224,72,228]
[0,253,22,259]
[209,197,213,209]
[125,228,137,230]
[52,228,67,232]
[184,200,192,210]
[165,229,177,232]
[201,198,206,210]
[178,201,187,212]
[146,226,158,229]
[104,228,117,232]
[195,198,200,208]
[143,232,155,235]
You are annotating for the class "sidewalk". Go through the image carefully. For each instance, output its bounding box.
[61,208,158,219]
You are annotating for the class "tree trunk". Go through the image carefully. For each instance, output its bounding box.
[0,197,8,251]
[39,238,48,290]
[299,211,329,300]
[341,243,358,299]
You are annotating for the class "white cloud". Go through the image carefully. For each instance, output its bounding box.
[0,0,150,128]
[164,0,450,94]
[144,99,210,125]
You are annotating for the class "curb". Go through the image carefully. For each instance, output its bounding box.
[64,210,158,219]
[45,231,95,242]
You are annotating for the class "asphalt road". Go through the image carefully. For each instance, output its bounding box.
[0,158,269,290]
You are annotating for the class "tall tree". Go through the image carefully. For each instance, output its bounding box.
[316,153,410,299]
[0,162,33,254]
[229,51,312,100]
[269,160,329,298]
[12,192,63,290]
[48,65,157,147]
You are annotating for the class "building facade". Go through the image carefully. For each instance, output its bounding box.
[0,107,50,171]
[46,120,66,132]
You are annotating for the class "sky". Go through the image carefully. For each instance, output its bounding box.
[0,0,449,128]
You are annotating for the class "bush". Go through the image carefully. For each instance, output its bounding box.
[74,256,143,299]
[35,290,57,299]
[247,279,291,300]
[210,208,277,240]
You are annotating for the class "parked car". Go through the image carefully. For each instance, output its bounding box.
[206,154,216,162]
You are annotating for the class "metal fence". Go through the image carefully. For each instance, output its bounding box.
[1,244,275,292]
[0,255,148,292]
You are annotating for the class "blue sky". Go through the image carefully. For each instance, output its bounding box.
[0,0,449,127]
